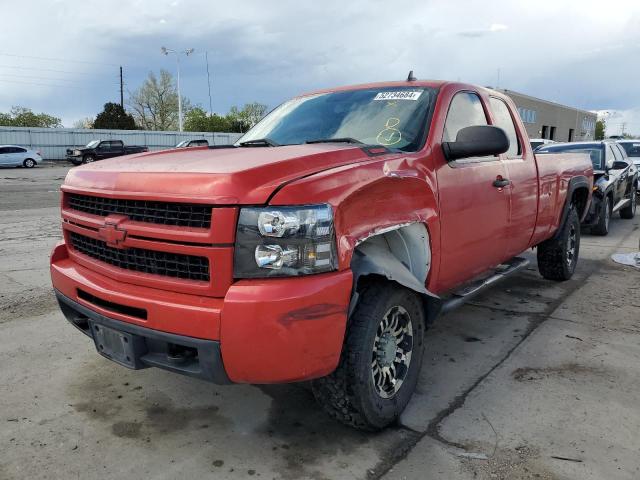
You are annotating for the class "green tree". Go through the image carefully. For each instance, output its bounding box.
[227,102,269,132]
[93,102,136,130]
[128,70,191,131]
[0,106,62,128]
[184,107,234,132]
[595,119,606,140]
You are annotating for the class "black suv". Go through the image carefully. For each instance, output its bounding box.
[537,141,637,235]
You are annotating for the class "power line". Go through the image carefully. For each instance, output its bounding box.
[0,78,85,89]
[0,52,119,67]
[0,64,92,76]
[0,72,81,84]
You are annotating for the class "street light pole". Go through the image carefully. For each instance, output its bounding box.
[161,46,194,132]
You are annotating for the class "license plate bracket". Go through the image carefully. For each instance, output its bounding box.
[90,322,140,368]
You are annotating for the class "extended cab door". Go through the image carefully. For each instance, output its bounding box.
[488,96,539,257]
[435,91,511,291]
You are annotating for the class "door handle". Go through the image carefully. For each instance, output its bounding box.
[493,177,511,188]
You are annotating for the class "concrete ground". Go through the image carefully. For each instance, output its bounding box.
[0,165,638,480]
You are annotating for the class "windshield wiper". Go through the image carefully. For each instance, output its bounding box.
[238,138,280,147]
[305,137,363,145]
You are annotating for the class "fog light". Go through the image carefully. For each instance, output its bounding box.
[255,245,298,269]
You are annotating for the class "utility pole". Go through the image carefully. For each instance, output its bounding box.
[119,66,124,109]
[621,122,627,137]
[205,51,213,115]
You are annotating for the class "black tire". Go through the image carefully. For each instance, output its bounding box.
[311,281,425,430]
[83,155,95,164]
[537,204,580,281]
[591,196,611,236]
[620,188,636,219]
[23,158,36,168]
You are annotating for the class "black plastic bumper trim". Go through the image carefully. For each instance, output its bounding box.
[55,290,231,384]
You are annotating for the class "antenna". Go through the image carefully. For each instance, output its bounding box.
[406,70,416,82]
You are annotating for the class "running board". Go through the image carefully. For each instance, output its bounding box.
[436,257,530,317]
[612,198,630,213]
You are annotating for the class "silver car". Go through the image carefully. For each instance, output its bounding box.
[0,145,43,168]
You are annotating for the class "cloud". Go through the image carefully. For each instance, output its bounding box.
[0,0,639,128]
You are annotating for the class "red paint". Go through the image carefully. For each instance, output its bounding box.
[51,80,593,383]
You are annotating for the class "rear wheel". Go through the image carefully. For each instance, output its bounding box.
[591,196,611,236]
[312,281,425,430]
[537,204,580,281]
[23,158,36,168]
[620,189,636,219]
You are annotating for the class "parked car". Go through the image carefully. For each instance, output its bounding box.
[51,80,593,430]
[530,138,556,151]
[537,141,637,235]
[617,140,640,190]
[0,145,43,168]
[66,140,148,165]
[175,139,209,148]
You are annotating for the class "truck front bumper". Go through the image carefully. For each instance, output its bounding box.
[51,242,352,384]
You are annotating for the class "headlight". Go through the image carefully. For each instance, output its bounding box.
[234,204,337,278]
[74,149,81,155]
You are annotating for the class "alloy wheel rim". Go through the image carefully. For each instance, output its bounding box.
[605,201,610,227]
[26,159,34,167]
[371,305,413,399]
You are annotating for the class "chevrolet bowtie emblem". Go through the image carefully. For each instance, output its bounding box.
[98,215,128,248]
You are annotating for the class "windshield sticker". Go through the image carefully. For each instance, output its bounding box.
[374,90,423,101]
[376,117,402,146]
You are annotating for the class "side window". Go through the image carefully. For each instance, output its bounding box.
[611,145,623,163]
[0,147,8,154]
[489,97,521,157]
[614,144,628,161]
[606,146,616,168]
[443,92,488,143]
[17,147,27,153]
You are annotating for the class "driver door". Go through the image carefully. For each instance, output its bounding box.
[435,91,511,291]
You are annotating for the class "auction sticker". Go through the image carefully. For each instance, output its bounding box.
[374,90,423,101]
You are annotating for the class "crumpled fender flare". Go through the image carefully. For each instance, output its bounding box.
[348,241,439,317]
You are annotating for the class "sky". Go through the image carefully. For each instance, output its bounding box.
[1,0,639,134]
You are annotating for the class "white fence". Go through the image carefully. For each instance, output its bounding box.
[0,126,244,160]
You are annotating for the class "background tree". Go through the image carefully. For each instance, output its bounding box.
[595,119,606,140]
[227,102,269,132]
[72,117,94,129]
[128,70,190,131]
[184,107,233,132]
[0,106,62,128]
[93,102,136,130]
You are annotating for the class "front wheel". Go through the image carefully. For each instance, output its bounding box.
[620,189,636,219]
[311,281,425,430]
[537,204,580,281]
[23,158,36,168]
[83,155,95,164]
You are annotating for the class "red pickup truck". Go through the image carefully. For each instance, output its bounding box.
[51,80,592,430]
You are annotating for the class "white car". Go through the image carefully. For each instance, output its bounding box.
[0,145,43,168]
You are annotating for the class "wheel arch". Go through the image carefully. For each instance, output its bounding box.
[554,175,591,236]
[349,222,439,322]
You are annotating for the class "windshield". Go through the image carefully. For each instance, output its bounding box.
[537,144,604,170]
[237,87,437,151]
[620,142,640,157]
[175,140,188,148]
[85,140,100,148]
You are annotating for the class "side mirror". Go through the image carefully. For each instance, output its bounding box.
[442,125,510,161]
[611,161,628,170]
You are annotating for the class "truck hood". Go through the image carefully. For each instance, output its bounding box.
[62,144,377,204]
